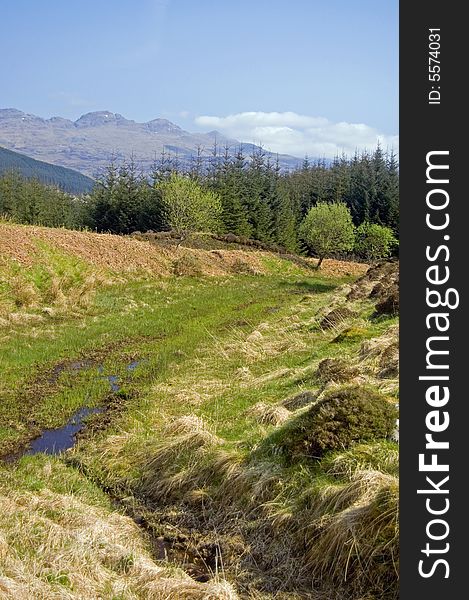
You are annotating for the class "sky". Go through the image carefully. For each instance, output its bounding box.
[0,0,398,158]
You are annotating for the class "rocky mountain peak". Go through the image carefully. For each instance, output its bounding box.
[74,111,131,128]
[145,118,183,134]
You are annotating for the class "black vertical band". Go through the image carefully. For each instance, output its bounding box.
[400,2,466,597]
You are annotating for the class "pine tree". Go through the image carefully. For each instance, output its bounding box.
[246,146,273,242]
[386,150,399,233]
[216,146,252,237]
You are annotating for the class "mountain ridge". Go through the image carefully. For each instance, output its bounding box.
[0,108,302,177]
[0,145,94,194]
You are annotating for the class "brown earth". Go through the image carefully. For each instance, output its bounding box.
[0,223,368,278]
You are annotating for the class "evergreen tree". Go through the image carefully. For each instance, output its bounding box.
[1,143,399,250]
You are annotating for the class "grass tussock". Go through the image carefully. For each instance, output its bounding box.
[322,441,399,479]
[302,470,398,595]
[245,402,291,426]
[138,417,224,502]
[320,306,356,331]
[316,358,360,384]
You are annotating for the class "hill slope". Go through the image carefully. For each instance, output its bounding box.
[0,223,397,599]
[0,145,94,194]
[0,108,302,177]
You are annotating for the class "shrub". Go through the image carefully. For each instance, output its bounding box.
[299,202,355,268]
[278,386,397,460]
[158,174,222,238]
[355,222,397,260]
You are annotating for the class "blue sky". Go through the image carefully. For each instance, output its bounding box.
[1,0,398,157]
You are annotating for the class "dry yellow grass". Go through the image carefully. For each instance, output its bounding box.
[0,486,238,600]
[245,402,291,426]
[302,470,399,591]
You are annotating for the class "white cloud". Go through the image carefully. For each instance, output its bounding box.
[194,111,398,158]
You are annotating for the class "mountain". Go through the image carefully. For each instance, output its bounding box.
[0,145,94,195]
[0,108,302,177]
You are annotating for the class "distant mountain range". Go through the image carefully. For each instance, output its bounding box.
[0,108,302,178]
[0,146,94,195]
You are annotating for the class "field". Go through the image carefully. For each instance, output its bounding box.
[0,223,398,599]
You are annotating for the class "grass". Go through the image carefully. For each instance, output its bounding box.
[0,272,344,455]
[0,223,398,599]
[0,456,238,599]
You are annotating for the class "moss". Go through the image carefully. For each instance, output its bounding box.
[276,385,397,460]
[332,326,368,344]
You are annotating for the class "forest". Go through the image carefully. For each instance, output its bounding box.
[0,144,398,258]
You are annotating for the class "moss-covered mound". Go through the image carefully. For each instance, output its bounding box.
[279,385,397,460]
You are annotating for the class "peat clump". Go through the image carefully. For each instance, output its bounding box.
[320,306,356,330]
[316,358,360,384]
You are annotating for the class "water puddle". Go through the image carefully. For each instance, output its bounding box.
[97,360,145,393]
[25,406,103,456]
[127,360,142,371]
[5,358,145,461]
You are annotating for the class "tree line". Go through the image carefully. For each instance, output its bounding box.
[0,171,87,229]
[0,144,399,260]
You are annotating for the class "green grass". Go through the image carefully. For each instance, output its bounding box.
[3,453,113,508]
[0,271,358,455]
[0,242,398,599]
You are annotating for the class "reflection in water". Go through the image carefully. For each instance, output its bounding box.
[25,406,103,455]
[10,358,144,459]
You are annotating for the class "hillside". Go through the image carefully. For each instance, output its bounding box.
[0,108,302,177]
[0,146,94,194]
[0,223,398,599]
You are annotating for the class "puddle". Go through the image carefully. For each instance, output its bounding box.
[127,359,143,371]
[4,358,145,462]
[49,359,96,384]
[107,375,120,392]
[98,359,145,393]
[25,406,103,456]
